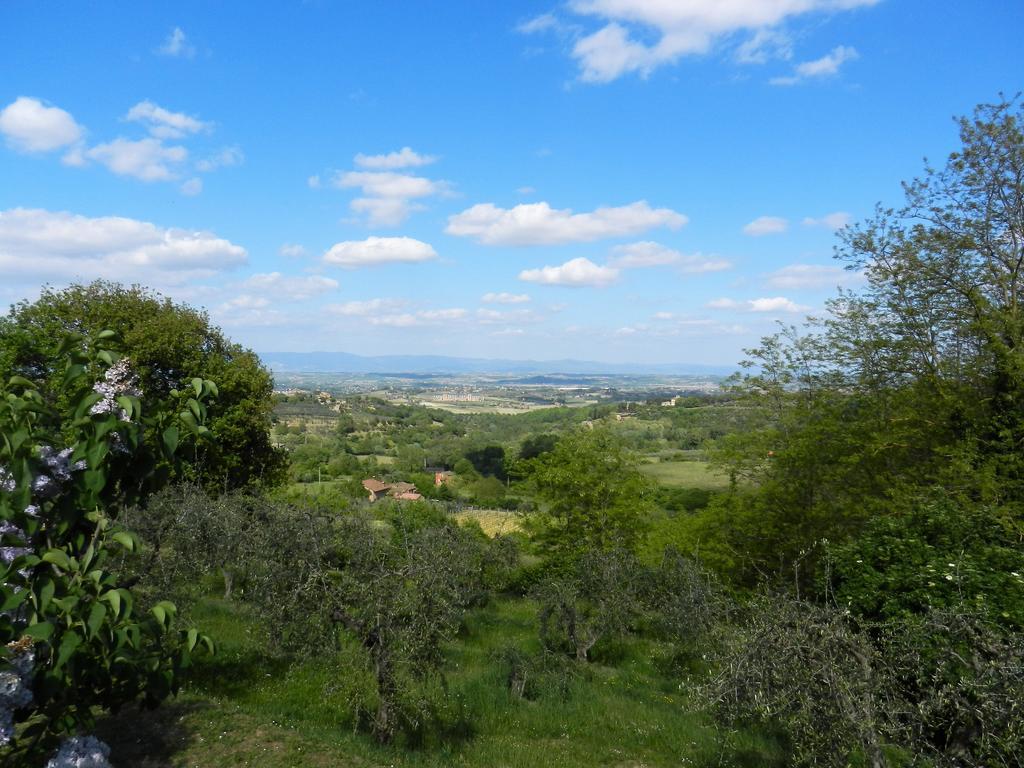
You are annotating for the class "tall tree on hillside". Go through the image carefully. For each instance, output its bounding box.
[702,98,1024,582]
[0,282,286,490]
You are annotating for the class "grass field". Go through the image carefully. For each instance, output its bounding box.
[98,597,779,767]
[451,509,524,537]
[639,459,732,490]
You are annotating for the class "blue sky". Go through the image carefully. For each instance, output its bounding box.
[1,1,1020,366]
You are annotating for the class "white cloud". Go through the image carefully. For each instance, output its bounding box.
[748,296,809,312]
[326,298,407,316]
[802,211,851,229]
[708,295,809,312]
[333,169,449,226]
[240,272,339,301]
[125,100,210,139]
[353,147,436,169]
[608,241,680,267]
[743,215,788,236]
[766,263,863,290]
[552,0,878,83]
[735,28,793,64]
[322,236,438,268]
[359,307,468,327]
[220,294,270,310]
[307,175,321,189]
[196,146,244,172]
[279,243,307,259]
[0,208,247,285]
[608,241,732,272]
[653,311,674,320]
[447,200,686,246]
[0,97,83,153]
[517,13,562,34]
[85,137,188,181]
[770,45,859,85]
[482,292,531,304]
[157,27,195,58]
[180,177,203,196]
[519,257,620,287]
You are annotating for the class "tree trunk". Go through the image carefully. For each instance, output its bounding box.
[222,568,234,600]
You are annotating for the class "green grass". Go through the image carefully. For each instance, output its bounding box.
[98,597,780,767]
[639,459,731,490]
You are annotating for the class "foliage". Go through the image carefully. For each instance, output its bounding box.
[707,98,1024,584]
[528,428,654,563]
[0,332,213,761]
[535,548,646,662]
[828,492,1024,628]
[707,595,1024,767]
[0,282,286,491]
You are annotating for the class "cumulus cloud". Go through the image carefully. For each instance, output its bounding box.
[447,201,686,246]
[708,295,809,312]
[326,298,408,316]
[608,241,731,272]
[743,216,788,236]
[520,0,879,83]
[322,236,438,268]
[85,137,188,181]
[482,292,531,304]
[0,97,83,153]
[353,307,468,327]
[125,100,210,139]
[279,243,306,259]
[766,263,863,290]
[180,177,203,196]
[354,147,436,169]
[519,257,620,287]
[771,45,859,85]
[0,208,247,285]
[802,211,852,230]
[240,272,339,301]
[157,27,195,58]
[332,165,449,227]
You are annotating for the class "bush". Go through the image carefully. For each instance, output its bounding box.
[0,332,214,762]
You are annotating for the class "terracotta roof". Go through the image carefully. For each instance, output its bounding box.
[394,491,423,501]
[389,481,417,494]
[362,478,390,493]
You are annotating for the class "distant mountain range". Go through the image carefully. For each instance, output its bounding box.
[259,351,736,376]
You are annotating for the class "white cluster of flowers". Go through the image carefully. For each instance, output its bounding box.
[0,521,31,566]
[89,359,141,420]
[0,467,13,494]
[45,735,112,768]
[0,645,34,746]
[38,447,85,483]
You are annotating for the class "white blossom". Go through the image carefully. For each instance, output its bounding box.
[23,505,39,518]
[32,474,59,499]
[0,467,13,494]
[89,359,141,421]
[38,446,85,482]
[0,646,34,746]
[0,521,31,565]
[46,735,113,768]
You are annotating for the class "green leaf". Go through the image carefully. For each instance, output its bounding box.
[87,602,106,639]
[42,549,71,570]
[162,426,179,458]
[5,375,36,390]
[101,589,121,617]
[186,628,198,653]
[63,363,86,387]
[191,378,203,397]
[151,604,166,628]
[97,350,115,366]
[38,577,55,612]
[116,395,134,420]
[2,588,30,612]
[112,531,136,552]
[56,631,82,670]
[96,329,118,340]
[22,621,54,642]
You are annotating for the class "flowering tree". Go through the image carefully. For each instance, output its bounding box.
[0,331,214,765]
